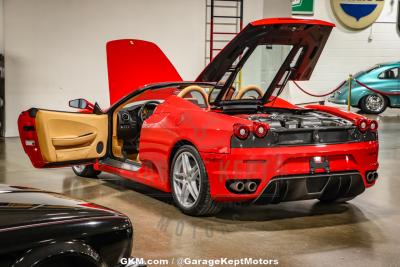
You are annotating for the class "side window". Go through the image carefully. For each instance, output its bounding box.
[378,68,399,79]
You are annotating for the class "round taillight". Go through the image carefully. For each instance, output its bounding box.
[233,124,250,140]
[253,122,269,138]
[369,120,378,132]
[358,119,369,132]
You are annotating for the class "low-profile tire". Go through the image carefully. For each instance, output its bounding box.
[359,94,388,114]
[72,164,101,178]
[170,145,221,216]
[318,196,355,204]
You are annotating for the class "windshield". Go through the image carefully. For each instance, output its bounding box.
[209,44,300,103]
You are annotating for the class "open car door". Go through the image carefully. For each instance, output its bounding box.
[18,109,108,168]
[18,39,182,168]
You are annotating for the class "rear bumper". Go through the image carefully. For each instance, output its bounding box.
[253,172,364,205]
[201,141,378,202]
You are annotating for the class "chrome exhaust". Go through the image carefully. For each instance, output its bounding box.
[229,181,245,192]
[373,172,379,180]
[245,181,257,193]
[366,172,375,183]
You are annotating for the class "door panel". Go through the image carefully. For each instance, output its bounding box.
[18,109,108,167]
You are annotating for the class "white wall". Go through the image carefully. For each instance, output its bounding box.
[4,0,268,137]
[240,0,292,95]
[0,0,3,54]
[264,0,291,18]
[289,0,400,104]
[263,0,291,100]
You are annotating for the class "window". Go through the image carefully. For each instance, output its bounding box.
[232,44,293,100]
[378,68,399,79]
[210,44,293,102]
[208,44,300,103]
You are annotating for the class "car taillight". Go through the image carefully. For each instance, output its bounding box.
[358,119,369,132]
[253,122,269,138]
[369,120,378,132]
[233,124,250,140]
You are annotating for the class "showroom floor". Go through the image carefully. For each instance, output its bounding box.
[1,109,400,267]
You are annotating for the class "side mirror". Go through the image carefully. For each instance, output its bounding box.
[69,98,90,109]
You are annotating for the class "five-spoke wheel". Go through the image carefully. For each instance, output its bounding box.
[172,152,201,208]
[170,145,221,216]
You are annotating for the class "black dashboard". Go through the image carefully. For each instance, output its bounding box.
[117,105,141,140]
[117,101,160,142]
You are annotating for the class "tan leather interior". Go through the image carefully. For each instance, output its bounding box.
[35,110,108,162]
[112,99,130,159]
[111,85,210,161]
[224,86,236,100]
[236,85,263,99]
[52,132,97,147]
[177,85,209,107]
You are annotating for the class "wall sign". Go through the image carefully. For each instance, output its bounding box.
[331,0,385,29]
[292,0,314,15]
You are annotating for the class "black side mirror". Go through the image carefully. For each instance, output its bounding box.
[69,98,89,109]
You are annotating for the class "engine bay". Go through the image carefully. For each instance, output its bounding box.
[246,111,353,130]
[230,109,378,148]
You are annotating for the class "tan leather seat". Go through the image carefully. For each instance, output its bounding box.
[236,85,263,99]
[177,85,209,107]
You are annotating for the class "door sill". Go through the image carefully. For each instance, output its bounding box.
[99,158,141,172]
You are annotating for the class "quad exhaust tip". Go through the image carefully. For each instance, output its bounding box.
[229,181,245,193]
[366,171,378,183]
[245,181,258,193]
[228,180,259,193]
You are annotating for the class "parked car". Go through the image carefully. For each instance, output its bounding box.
[18,18,379,217]
[0,184,132,267]
[329,62,400,114]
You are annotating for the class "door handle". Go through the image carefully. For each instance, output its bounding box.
[52,132,97,147]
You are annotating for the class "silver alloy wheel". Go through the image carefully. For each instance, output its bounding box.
[72,165,86,173]
[172,152,201,208]
[365,94,385,112]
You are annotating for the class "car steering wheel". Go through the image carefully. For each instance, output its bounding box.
[138,101,159,124]
[236,85,263,100]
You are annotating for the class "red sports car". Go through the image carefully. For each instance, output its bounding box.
[18,18,379,216]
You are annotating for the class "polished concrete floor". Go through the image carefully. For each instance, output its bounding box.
[1,111,400,267]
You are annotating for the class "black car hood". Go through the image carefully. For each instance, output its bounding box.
[196,18,335,104]
[0,184,122,230]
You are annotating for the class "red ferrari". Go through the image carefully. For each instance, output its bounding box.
[18,18,379,216]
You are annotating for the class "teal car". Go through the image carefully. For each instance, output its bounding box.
[329,62,400,114]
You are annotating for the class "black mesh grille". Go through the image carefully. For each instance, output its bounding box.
[254,172,365,205]
[277,131,313,145]
[318,130,350,143]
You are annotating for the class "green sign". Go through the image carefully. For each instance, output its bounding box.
[292,0,314,15]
